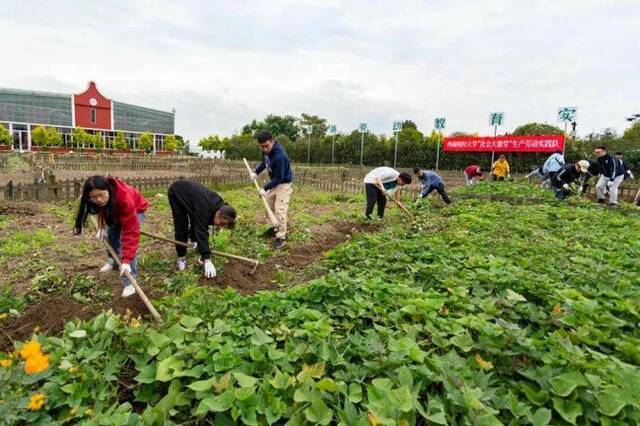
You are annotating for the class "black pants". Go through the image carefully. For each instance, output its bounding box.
[424,183,452,204]
[365,183,387,218]
[492,175,505,181]
[168,189,193,258]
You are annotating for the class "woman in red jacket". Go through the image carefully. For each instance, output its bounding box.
[74,176,149,297]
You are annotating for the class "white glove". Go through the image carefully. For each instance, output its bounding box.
[177,257,186,271]
[95,228,106,240]
[629,173,635,180]
[562,183,569,190]
[192,241,198,250]
[203,259,216,278]
[120,263,132,276]
[250,172,258,181]
[259,188,267,197]
[606,181,613,188]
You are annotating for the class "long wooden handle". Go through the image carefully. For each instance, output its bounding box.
[376,184,413,217]
[140,230,260,268]
[90,218,162,323]
[243,158,279,227]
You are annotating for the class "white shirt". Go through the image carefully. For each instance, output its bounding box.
[363,167,400,185]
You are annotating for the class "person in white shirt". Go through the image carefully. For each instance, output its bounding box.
[363,167,412,219]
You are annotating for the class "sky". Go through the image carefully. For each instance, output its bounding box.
[1,0,639,146]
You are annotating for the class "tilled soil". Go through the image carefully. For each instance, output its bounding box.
[0,219,379,351]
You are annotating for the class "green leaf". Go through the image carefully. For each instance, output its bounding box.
[232,372,258,388]
[179,315,202,329]
[596,386,627,417]
[552,397,583,425]
[304,398,333,425]
[148,331,171,349]
[156,356,185,382]
[270,370,294,390]
[316,378,338,392]
[347,383,362,403]
[519,382,549,406]
[196,389,235,414]
[134,364,157,384]
[505,289,527,302]
[250,326,274,345]
[389,385,414,412]
[69,330,87,338]
[529,407,552,426]
[187,378,215,392]
[234,386,256,401]
[549,371,587,397]
[450,332,474,352]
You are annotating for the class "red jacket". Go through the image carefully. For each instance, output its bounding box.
[465,165,483,178]
[100,178,148,264]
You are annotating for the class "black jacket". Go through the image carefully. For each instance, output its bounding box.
[168,180,225,260]
[597,154,617,180]
[552,164,582,188]
[255,143,293,191]
[616,159,629,179]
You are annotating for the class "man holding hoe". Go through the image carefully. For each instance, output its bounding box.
[168,180,237,278]
[249,131,293,249]
[363,166,412,220]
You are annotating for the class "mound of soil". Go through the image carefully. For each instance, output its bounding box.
[0,295,91,351]
[210,220,380,293]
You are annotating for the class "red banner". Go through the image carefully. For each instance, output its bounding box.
[443,135,564,152]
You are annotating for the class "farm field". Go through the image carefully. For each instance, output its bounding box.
[1,181,640,425]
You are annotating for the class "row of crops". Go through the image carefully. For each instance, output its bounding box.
[1,183,639,425]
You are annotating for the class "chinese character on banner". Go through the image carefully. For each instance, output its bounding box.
[359,123,368,132]
[329,125,337,135]
[489,112,504,126]
[303,125,313,134]
[392,121,402,132]
[434,117,446,130]
[557,107,577,123]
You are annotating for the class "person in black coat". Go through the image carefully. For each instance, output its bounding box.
[168,180,236,278]
[551,160,590,200]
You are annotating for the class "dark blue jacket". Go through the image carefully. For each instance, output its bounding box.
[254,143,293,191]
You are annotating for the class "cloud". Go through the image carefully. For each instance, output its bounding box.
[0,0,638,143]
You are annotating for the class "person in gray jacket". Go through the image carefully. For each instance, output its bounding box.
[413,168,451,204]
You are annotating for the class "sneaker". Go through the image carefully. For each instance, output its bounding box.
[99,259,114,273]
[177,257,187,271]
[271,238,286,249]
[122,285,136,298]
[261,227,277,238]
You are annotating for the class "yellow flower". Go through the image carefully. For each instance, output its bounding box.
[70,406,79,416]
[129,317,141,328]
[475,354,494,370]
[69,365,79,374]
[0,359,11,368]
[28,393,46,411]
[19,341,42,360]
[24,353,50,375]
[0,313,8,320]
[85,408,94,417]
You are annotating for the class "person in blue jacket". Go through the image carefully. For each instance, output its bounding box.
[413,168,451,204]
[250,131,293,249]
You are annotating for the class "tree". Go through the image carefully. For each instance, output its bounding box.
[241,115,300,141]
[31,126,49,147]
[113,131,128,150]
[0,125,11,146]
[164,135,179,152]
[94,132,105,150]
[46,127,62,147]
[402,120,418,130]
[199,135,229,151]
[299,113,328,139]
[139,132,153,152]
[72,128,91,147]
[622,121,640,143]
[512,122,564,136]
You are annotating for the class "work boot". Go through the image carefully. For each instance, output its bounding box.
[271,238,286,249]
[177,257,187,271]
[99,258,114,273]
[261,227,277,238]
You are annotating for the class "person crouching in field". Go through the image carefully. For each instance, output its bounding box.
[551,160,590,200]
[464,165,484,186]
[73,176,148,298]
[363,167,412,219]
[413,168,451,204]
[168,180,236,278]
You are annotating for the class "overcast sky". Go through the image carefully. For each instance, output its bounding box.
[1,0,638,144]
